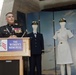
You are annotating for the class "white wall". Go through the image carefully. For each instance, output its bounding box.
[13,0,40,19]
[0,0,14,26]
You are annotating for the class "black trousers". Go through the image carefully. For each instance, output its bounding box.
[29,54,42,75]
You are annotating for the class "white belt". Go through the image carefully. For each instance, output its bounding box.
[59,41,68,44]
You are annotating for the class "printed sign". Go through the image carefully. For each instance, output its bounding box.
[8,39,23,51]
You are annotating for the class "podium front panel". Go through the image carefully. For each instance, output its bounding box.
[0,38,30,56]
[0,60,19,75]
[0,38,30,75]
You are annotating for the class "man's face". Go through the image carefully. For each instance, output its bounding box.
[6,14,14,25]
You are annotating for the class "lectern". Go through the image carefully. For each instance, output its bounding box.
[0,37,30,75]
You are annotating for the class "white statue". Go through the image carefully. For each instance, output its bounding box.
[53,18,73,75]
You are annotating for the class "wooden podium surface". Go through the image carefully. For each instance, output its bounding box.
[0,37,30,75]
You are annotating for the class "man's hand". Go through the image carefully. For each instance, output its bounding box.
[9,35,17,38]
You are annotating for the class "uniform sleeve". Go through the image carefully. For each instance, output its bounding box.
[41,34,44,50]
[67,30,73,38]
[53,31,58,39]
[25,33,30,37]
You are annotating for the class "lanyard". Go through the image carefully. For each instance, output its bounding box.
[6,26,14,35]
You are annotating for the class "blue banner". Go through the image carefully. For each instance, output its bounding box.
[7,39,23,51]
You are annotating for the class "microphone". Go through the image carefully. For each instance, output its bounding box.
[21,29,27,37]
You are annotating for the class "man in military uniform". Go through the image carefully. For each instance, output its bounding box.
[0,12,24,37]
[27,21,44,75]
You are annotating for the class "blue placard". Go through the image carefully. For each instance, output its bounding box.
[8,39,23,51]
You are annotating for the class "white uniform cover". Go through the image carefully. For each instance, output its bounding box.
[53,28,73,64]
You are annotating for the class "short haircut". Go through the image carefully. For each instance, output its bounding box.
[6,12,13,16]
